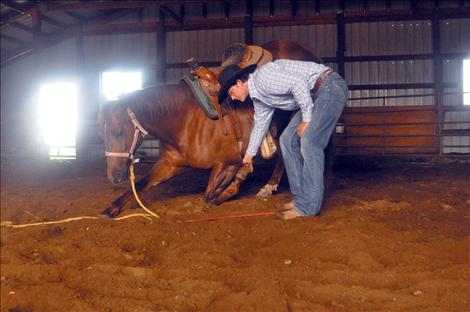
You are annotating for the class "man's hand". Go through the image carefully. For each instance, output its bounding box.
[296,121,310,137]
[242,153,254,173]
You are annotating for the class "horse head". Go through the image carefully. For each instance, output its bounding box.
[99,102,147,184]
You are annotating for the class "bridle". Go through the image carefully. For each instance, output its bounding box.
[104,107,149,164]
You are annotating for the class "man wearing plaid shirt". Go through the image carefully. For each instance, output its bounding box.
[218,59,348,219]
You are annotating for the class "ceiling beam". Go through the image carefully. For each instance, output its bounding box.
[45,1,155,12]
[1,8,137,66]
[159,5,184,25]
[63,11,86,22]
[39,14,64,28]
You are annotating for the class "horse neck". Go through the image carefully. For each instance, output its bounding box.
[131,84,190,142]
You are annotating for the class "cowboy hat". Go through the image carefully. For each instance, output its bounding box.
[217,64,257,103]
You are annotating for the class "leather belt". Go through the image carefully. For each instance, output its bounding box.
[311,68,333,94]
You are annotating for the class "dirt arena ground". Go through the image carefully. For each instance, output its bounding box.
[1,157,469,311]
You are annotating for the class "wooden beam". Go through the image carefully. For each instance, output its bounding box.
[224,1,230,19]
[432,9,443,154]
[339,0,345,12]
[64,11,86,22]
[159,5,183,25]
[156,9,166,84]
[81,7,470,35]
[202,1,207,20]
[291,0,297,19]
[336,11,345,77]
[410,0,416,14]
[245,0,253,44]
[45,1,155,12]
[39,14,64,28]
[180,4,185,20]
[362,0,368,13]
[0,11,32,27]
[1,7,136,66]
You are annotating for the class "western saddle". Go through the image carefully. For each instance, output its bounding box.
[184,43,276,159]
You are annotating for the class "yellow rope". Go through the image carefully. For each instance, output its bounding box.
[129,163,160,219]
[0,213,155,229]
[1,163,160,229]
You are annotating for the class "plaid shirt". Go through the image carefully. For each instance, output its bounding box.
[246,59,329,156]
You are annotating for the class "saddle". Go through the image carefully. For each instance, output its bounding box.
[182,43,277,159]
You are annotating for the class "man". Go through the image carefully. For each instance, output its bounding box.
[217,59,348,219]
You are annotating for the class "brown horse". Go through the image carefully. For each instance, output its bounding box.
[100,40,324,217]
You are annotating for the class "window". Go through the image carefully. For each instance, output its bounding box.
[101,71,142,101]
[464,59,470,105]
[39,83,77,160]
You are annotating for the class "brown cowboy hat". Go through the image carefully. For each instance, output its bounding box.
[217,64,257,103]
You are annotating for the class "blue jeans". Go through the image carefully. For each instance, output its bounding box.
[280,72,348,216]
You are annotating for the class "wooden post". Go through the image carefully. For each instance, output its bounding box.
[156,7,166,84]
[336,10,345,77]
[432,9,443,155]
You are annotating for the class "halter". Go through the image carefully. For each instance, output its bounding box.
[104,107,149,164]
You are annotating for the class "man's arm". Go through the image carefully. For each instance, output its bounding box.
[244,101,274,171]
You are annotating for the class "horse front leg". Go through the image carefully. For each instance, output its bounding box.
[214,163,252,204]
[256,153,285,198]
[102,157,185,217]
[203,162,240,204]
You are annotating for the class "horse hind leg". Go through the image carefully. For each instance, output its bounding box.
[256,152,285,198]
[102,157,185,217]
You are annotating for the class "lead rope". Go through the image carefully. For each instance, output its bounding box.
[129,161,160,219]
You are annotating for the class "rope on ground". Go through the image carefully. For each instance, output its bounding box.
[0,213,155,229]
[1,163,161,229]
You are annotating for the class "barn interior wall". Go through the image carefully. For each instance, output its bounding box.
[1,1,469,159]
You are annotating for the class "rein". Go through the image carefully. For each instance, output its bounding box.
[104,107,159,219]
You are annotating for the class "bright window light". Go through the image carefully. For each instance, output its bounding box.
[464,59,470,105]
[39,83,77,160]
[101,71,142,101]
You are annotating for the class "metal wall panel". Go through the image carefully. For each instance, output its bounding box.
[440,19,470,53]
[84,33,157,68]
[345,60,434,85]
[166,28,244,64]
[346,20,433,56]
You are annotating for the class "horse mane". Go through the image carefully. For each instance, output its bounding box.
[101,82,195,122]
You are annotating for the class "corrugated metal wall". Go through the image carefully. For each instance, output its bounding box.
[1,1,469,158]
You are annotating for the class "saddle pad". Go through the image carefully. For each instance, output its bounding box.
[182,75,226,120]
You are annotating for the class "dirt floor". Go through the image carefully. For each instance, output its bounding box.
[1,157,469,312]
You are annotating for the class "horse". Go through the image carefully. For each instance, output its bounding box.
[100,40,327,217]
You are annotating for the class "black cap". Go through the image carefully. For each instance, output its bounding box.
[217,64,257,103]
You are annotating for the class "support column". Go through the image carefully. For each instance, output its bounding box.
[336,10,345,77]
[156,8,166,84]
[244,0,253,44]
[432,9,443,155]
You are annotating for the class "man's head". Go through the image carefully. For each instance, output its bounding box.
[217,64,256,103]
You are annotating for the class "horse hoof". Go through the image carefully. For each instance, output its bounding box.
[101,206,122,218]
[256,184,277,198]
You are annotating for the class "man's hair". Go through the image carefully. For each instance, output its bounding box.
[238,72,251,82]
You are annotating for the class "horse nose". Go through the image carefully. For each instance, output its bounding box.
[112,171,125,184]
